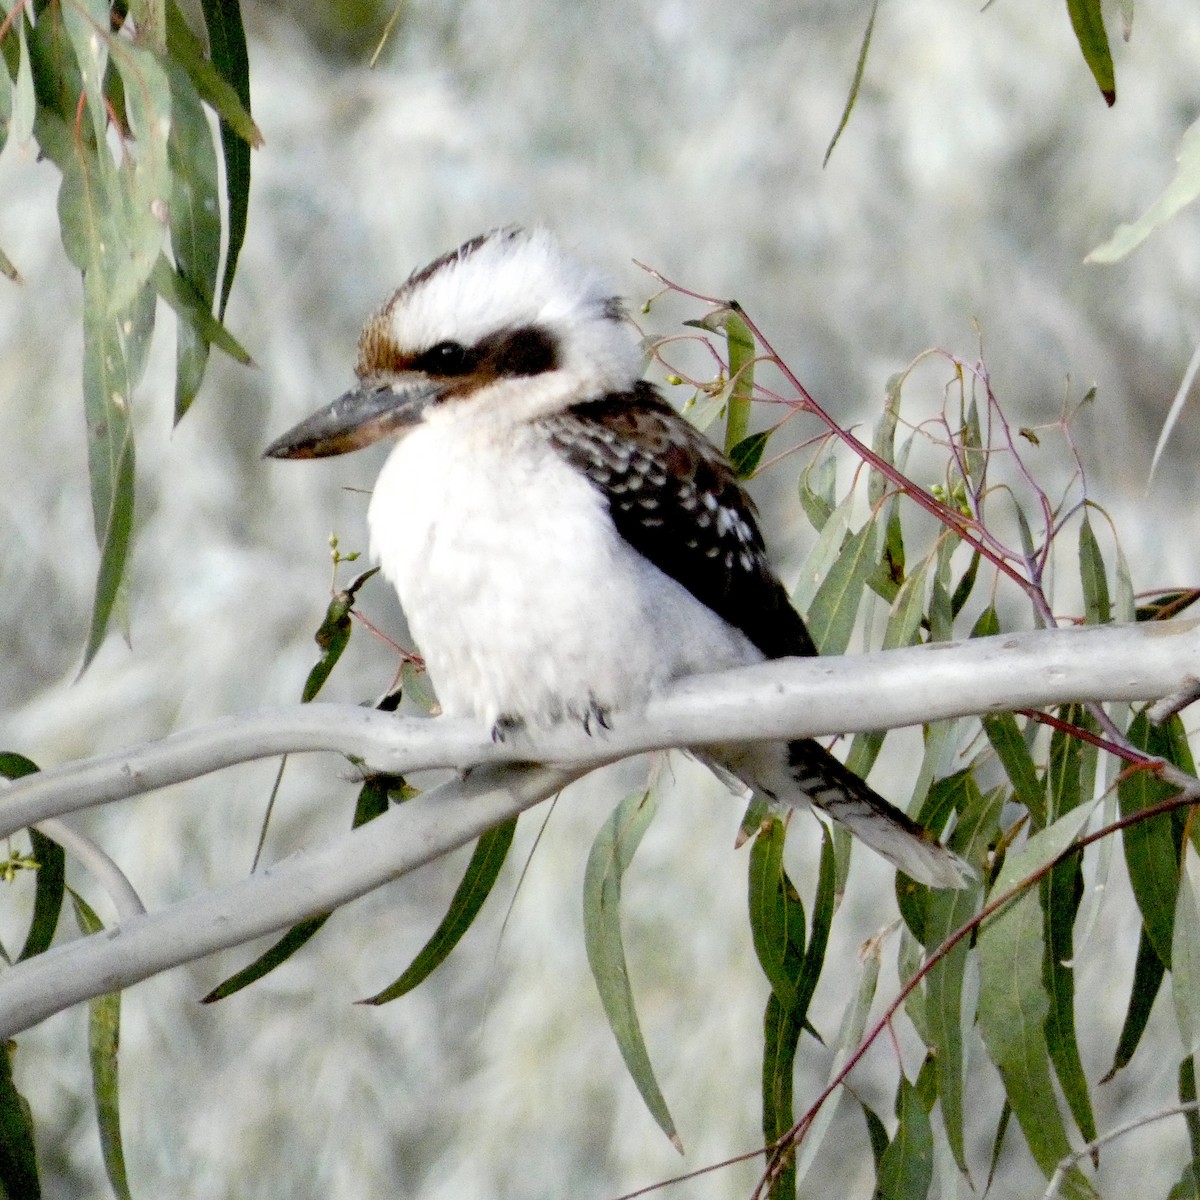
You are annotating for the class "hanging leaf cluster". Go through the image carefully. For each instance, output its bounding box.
[0,0,257,667]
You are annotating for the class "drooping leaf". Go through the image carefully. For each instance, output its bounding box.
[824,0,878,165]
[196,0,252,318]
[1065,0,1116,105]
[762,991,802,1200]
[792,928,882,1188]
[1089,118,1200,263]
[1173,850,1200,1057]
[984,713,1046,829]
[1104,927,1165,1080]
[18,830,65,962]
[873,1075,933,1200]
[977,806,1097,1195]
[1077,512,1111,625]
[881,556,929,651]
[950,548,981,618]
[0,756,64,962]
[164,55,221,417]
[582,790,679,1150]
[1120,711,1186,969]
[807,519,879,656]
[749,816,803,1012]
[1042,853,1096,1144]
[0,1041,40,1200]
[361,816,517,1005]
[721,307,755,457]
[798,453,837,532]
[71,891,132,1200]
[149,255,251,367]
[1180,1058,1200,1190]
[164,0,259,149]
[922,775,998,1171]
[793,486,853,613]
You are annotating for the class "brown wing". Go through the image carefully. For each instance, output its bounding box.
[540,382,817,660]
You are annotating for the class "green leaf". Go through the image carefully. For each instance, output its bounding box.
[582,790,680,1150]
[730,429,772,479]
[977,806,1097,1195]
[0,755,61,962]
[80,282,143,671]
[1088,117,1200,263]
[71,891,132,1200]
[798,454,837,532]
[983,713,1046,829]
[950,549,981,618]
[0,1041,40,1200]
[10,7,35,148]
[164,55,221,417]
[756,827,835,1196]
[873,1075,933,1200]
[1065,0,1116,105]
[18,830,65,962]
[960,398,986,493]
[196,0,253,318]
[1180,1058,1200,1189]
[1042,854,1096,1143]
[748,817,803,1011]
[881,555,929,651]
[80,344,139,668]
[793,930,882,1187]
[1104,927,1164,1080]
[793,486,853,613]
[203,914,331,1003]
[1174,850,1200,1056]
[361,816,517,1005]
[762,991,802,1200]
[150,254,252,367]
[1120,711,1185,969]
[806,519,878,656]
[922,775,998,1171]
[823,0,878,165]
[860,1098,889,1169]
[1078,513,1111,625]
[721,307,755,457]
[298,571,383,702]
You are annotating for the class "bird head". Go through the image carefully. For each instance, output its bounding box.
[264,227,642,460]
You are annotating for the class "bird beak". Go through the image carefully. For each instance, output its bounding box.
[263,375,443,460]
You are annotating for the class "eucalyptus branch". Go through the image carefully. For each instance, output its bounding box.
[0,763,584,1040]
[35,818,146,920]
[0,619,1196,1043]
[2,621,1194,839]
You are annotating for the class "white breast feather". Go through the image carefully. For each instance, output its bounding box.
[367,399,762,727]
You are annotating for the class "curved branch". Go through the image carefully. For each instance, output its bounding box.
[0,764,582,1039]
[0,618,1196,1038]
[1,619,1195,838]
[36,818,146,920]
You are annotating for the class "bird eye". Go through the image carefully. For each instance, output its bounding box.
[419,340,475,376]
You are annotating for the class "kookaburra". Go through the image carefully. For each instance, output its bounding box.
[265,227,967,888]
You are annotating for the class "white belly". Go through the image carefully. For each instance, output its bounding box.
[367,414,761,728]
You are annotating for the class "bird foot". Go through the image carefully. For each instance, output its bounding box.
[581,698,612,736]
[490,713,526,743]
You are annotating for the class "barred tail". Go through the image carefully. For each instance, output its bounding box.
[716,739,973,889]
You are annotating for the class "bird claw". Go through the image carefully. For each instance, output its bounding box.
[490,714,525,743]
[581,699,612,736]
